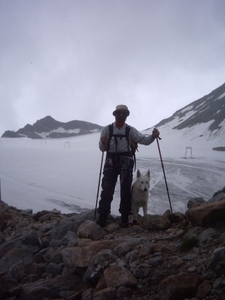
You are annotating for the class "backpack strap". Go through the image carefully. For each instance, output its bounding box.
[107,123,130,152]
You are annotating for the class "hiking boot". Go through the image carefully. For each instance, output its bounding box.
[120,222,128,228]
[96,214,108,228]
[120,214,129,228]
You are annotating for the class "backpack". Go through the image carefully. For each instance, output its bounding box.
[107,123,138,169]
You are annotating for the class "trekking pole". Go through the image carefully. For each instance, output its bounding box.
[156,137,173,213]
[94,151,105,221]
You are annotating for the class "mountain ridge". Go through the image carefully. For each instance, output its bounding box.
[155,83,225,131]
[2,82,225,141]
[145,82,225,143]
[1,116,103,139]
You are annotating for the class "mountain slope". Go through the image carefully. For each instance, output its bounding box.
[1,116,103,139]
[151,82,225,142]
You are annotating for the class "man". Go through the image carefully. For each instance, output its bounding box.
[96,104,160,227]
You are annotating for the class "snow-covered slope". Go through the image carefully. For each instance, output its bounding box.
[145,82,225,144]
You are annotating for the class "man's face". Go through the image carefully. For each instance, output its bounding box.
[115,110,128,123]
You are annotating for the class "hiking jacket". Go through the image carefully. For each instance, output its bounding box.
[99,122,155,153]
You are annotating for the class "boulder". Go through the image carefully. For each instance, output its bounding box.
[187,197,206,209]
[104,265,138,288]
[140,214,171,230]
[83,249,116,286]
[208,192,225,203]
[77,220,106,240]
[162,273,203,299]
[185,199,225,226]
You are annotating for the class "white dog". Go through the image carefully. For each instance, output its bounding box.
[131,169,150,224]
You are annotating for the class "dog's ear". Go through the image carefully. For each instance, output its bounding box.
[137,169,141,178]
[146,170,150,178]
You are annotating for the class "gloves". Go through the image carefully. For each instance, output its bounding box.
[152,128,160,139]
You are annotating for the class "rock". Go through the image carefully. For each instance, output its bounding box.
[116,286,133,298]
[168,211,187,223]
[212,186,225,197]
[208,192,225,203]
[62,240,117,268]
[130,262,152,278]
[83,249,116,286]
[21,278,51,300]
[187,197,206,209]
[77,220,106,240]
[82,287,94,300]
[104,265,138,288]
[140,214,171,230]
[162,273,203,299]
[185,199,225,226]
[196,280,211,298]
[182,253,198,261]
[0,247,33,273]
[1,198,225,299]
[0,212,12,231]
[93,287,116,300]
[149,255,164,267]
[198,228,218,244]
[113,237,149,256]
[208,247,225,269]
[61,230,78,247]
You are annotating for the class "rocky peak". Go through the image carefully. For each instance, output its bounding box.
[1,116,103,139]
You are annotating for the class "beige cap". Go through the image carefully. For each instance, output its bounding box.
[113,104,130,116]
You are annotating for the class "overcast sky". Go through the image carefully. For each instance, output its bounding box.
[1,0,225,135]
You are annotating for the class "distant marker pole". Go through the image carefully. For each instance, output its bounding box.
[94,151,104,221]
[156,137,173,213]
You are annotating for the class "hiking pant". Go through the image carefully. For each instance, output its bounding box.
[97,152,134,216]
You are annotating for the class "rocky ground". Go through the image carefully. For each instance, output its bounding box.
[1,194,225,300]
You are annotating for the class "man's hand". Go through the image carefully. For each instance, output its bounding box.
[152,128,160,139]
[101,136,108,145]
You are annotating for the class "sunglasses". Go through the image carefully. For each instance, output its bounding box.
[115,110,128,116]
